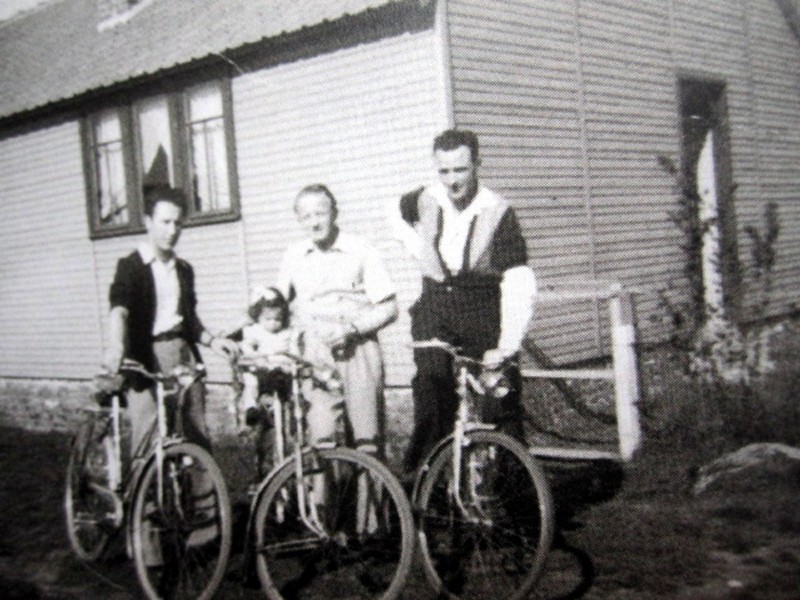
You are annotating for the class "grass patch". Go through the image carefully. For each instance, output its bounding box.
[550,319,800,598]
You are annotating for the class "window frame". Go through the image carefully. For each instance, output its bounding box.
[81,78,240,240]
[179,79,241,226]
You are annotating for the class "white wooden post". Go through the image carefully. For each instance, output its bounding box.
[698,129,725,316]
[609,285,642,460]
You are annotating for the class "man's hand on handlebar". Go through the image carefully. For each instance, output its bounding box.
[411,339,515,370]
[482,348,511,370]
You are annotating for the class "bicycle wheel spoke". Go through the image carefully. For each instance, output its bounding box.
[132,443,232,600]
[254,447,414,600]
[417,431,554,600]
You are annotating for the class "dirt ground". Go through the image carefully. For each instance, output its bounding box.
[1,423,799,600]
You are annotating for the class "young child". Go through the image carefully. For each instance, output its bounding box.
[238,287,294,430]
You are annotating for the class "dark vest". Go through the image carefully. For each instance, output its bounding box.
[404,185,525,288]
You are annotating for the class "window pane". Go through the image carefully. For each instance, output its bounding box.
[187,83,230,212]
[137,96,173,185]
[189,84,223,121]
[93,110,129,226]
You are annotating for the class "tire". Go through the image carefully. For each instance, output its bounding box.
[415,430,555,600]
[253,447,415,600]
[64,419,114,561]
[131,442,232,600]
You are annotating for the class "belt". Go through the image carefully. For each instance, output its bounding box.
[153,327,185,343]
[422,276,500,294]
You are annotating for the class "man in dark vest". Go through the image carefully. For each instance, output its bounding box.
[104,184,238,458]
[390,129,537,476]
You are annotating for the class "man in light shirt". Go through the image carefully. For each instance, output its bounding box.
[389,129,536,475]
[104,184,237,456]
[275,184,398,457]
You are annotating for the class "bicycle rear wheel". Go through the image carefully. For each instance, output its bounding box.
[64,418,115,561]
[253,447,415,600]
[131,442,232,600]
[415,430,555,600]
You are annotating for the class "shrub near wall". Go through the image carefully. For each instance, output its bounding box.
[0,379,252,437]
[0,379,96,433]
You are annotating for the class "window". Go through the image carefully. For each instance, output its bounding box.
[82,79,239,238]
[92,110,131,227]
[186,83,232,213]
[136,96,174,186]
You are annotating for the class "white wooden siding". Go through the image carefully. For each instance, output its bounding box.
[2,0,798,386]
[446,0,606,361]
[446,0,800,361]
[741,0,800,312]
[233,30,446,386]
[0,122,104,379]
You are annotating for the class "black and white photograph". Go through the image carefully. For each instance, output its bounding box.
[1,1,799,598]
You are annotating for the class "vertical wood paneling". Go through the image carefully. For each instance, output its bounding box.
[446,0,607,360]
[577,0,679,352]
[738,0,800,313]
[233,31,445,385]
[446,0,800,361]
[0,122,104,378]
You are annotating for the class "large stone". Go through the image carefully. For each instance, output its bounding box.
[693,442,800,495]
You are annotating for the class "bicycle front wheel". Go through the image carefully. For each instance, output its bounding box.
[131,442,232,600]
[64,419,114,561]
[253,447,415,600]
[415,430,555,600]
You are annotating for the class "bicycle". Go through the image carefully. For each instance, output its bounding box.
[410,339,555,600]
[232,351,416,600]
[64,359,233,600]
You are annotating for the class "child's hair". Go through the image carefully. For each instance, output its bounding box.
[248,287,289,326]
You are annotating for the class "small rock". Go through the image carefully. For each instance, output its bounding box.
[693,443,800,495]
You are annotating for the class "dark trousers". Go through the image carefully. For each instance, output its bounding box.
[402,279,522,473]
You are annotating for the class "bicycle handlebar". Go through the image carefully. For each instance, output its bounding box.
[233,351,335,375]
[410,340,514,398]
[409,339,516,370]
[232,352,342,392]
[117,359,206,384]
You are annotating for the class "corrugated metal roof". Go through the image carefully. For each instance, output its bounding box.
[0,0,406,120]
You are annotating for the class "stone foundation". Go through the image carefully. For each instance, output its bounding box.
[0,377,413,465]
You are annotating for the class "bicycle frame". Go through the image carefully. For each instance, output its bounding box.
[452,361,488,524]
[285,358,328,539]
[237,353,335,542]
[87,362,205,530]
[407,339,557,600]
[410,340,506,524]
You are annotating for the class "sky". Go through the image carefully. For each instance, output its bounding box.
[0,0,49,21]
